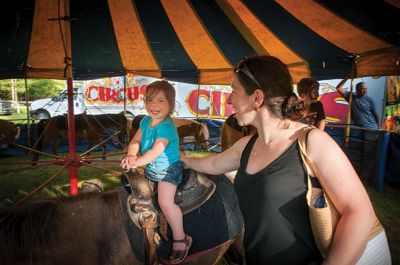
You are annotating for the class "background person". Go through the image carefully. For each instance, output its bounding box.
[121,80,192,264]
[297,78,326,130]
[336,78,381,181]
[181,56,390,265]
[335,79,379,129]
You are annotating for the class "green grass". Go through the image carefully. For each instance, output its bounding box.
[366,184,400,265]
[0,152,399,264]
[0,105,30,124]
[0,152,124,207]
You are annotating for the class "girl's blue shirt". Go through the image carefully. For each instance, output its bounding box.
[139,115,180,171]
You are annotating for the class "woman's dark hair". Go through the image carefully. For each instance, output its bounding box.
[234,55,307,120]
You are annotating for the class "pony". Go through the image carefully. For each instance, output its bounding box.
[0,173,244,265]
[130,115,210,151]
[173,118,209,151]
[32,113,129,161]
[0,119,21,149]
[220,114,256,152]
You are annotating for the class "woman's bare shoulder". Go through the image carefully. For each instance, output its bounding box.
[305,127,343,159]
[232,134,253,152]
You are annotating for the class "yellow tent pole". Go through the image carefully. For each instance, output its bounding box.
[344,79,354,148]
[344,53,359,148]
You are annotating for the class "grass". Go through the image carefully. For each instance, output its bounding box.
[0,105,30,124]
[365,183,400,265]
[0,151,124,207]
[0,152,399,264]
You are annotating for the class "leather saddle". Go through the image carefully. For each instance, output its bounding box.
[121,168,216,227]
[120,168,216,265]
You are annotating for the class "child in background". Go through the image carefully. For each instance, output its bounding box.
[120,80,192,264]
[297,78,326,130]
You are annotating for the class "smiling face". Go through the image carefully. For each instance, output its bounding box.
[228,75,256,126]
[145,90,171,125]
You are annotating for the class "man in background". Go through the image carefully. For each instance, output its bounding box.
[335,79,379,129]
[336,79,380,182]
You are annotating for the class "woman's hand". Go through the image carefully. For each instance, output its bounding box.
[120,155,137,170]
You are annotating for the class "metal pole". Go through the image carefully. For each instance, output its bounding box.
[344,54,359,148]
[63,0,78,196]
[24,78,31,149]
[344,79,354,148]
[123,75,127,115]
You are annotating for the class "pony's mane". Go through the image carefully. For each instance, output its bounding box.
[0,199,60,259]
[0,190,120,259]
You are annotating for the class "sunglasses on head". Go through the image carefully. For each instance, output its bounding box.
[235,58,262,89]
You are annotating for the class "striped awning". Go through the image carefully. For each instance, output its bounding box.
[1,0,399,84]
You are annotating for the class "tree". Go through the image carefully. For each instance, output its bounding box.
[0,79,66,100]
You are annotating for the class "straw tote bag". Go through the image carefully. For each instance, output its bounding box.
[297,127,384,257]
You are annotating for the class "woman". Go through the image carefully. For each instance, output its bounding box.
[181,56,390,264]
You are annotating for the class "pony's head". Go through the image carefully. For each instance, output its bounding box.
[0,120,20,148]
[196,123,209,151]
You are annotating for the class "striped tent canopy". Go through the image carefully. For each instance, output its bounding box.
[1,0,400,85]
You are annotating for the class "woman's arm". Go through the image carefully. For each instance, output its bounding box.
[181,135,250,176]
[307,129,376,265]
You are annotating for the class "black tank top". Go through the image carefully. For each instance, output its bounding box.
[234,133,322,265]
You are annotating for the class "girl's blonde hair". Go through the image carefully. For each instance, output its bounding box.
[144,80,176,114]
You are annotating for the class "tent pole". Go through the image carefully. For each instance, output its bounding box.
[344,79,354,148]
[63,0,78,196]
[123,75,127,116]
[123,74,130,141]
[196,83,200,120]
[344,54,359,148]
[24,78,31,151]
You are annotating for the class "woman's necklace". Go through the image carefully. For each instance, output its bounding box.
[250,133,281,156]
[250,120,291,156]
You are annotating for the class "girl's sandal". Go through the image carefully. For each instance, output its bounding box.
[168,234,193,265]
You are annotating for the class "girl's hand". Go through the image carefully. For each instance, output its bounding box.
[120,155,137,170]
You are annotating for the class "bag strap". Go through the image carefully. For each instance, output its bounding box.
[298,127,324,190]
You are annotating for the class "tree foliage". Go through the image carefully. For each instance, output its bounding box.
[0,79,66,100]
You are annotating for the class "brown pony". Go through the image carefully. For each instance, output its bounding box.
[130,115,210,151]
[0,119,21,148]
[173,118,209,151]
[33,113,128,160]
[220,114,256,152]
[0,173,244,265]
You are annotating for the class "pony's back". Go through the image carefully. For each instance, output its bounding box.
[0,200,60,260]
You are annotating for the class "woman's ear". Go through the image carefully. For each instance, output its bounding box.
[253,89,264,107]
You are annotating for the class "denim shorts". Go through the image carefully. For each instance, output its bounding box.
[144,161,183,186]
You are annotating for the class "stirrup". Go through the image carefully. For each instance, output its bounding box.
[167,234,193,265]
